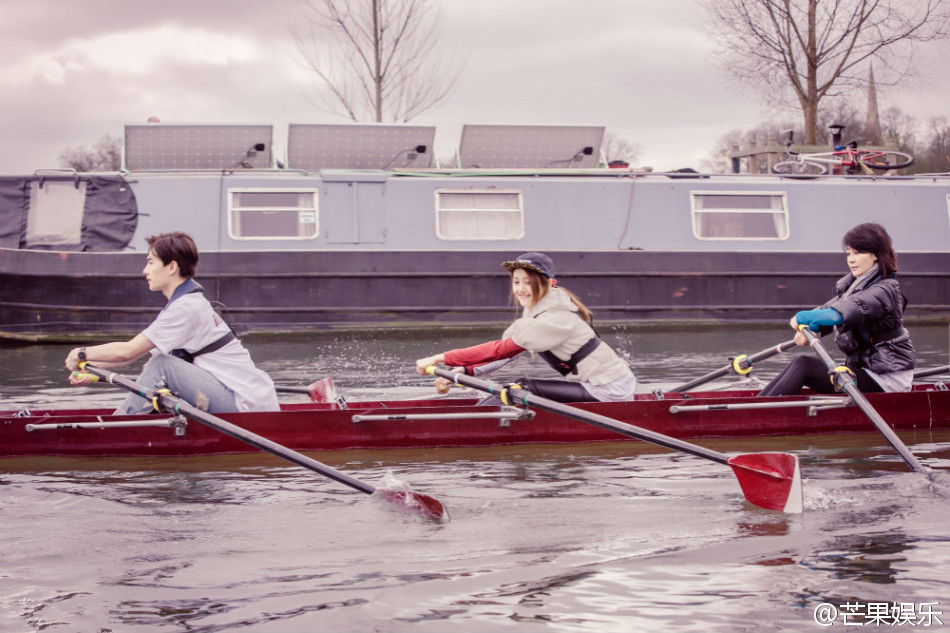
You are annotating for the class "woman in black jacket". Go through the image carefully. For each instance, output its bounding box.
[758,223,916,397]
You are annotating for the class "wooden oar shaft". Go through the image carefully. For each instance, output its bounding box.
[800,328,926,473]
[428,367,729,466]
[82,365,377,494]
[670,339,798,393]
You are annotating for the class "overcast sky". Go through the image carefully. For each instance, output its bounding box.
[1,0,948,174]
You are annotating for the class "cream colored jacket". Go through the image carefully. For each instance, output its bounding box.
[503,287,632,386]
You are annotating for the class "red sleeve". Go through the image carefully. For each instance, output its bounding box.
[444,338,524,367]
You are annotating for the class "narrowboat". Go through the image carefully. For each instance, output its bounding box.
[2,122,948,340]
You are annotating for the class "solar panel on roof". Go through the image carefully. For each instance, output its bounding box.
[457,124,605,169]
[123,124,273,170]
[287,123,436,171]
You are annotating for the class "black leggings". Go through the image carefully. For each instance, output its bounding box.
[477,376,595,405]
[757,355,884,397]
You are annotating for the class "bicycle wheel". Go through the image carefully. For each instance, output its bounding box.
[771,160,827,175]
[860,151,915,170]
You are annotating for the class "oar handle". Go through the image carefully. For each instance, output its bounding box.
[426,366,730,465]
[798,327,926,473]
[669,339,798,393]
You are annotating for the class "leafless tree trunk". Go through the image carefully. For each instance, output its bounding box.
[703,0,950,144]
[601,133,641,166]
[917,115,950,172]
[293,0,464,123]
[59,135,122,172]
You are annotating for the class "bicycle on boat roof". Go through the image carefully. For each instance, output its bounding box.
[770,127,914,176]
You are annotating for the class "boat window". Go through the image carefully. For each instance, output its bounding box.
[26,180,86,247]
[690,191,789,240]
[435,189,524,240]
[228,189,319,240]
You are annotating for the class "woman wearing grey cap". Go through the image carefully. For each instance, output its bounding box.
[415,252,636,403]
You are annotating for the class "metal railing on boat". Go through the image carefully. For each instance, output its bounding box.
[670,396,850,416]
[25,416,188,435]
[352,407,534,427]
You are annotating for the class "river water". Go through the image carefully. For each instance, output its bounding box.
[1,324,949,632]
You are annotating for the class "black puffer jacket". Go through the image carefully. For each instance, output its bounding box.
[819,272,916,374]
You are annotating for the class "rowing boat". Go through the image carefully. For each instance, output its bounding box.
[3,385,947,458]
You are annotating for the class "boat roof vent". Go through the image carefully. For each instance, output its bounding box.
[457,124,605,169]
[123,123,274,170]
[287,123,436,171]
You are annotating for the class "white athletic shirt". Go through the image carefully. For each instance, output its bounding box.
[143,293,279,412]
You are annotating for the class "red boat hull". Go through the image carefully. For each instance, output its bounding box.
[2,387,948,458]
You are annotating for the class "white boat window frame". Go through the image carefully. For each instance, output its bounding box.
[690,190,790,241]
[26,180,87,247]
[434,188,525,241]
[227,187,319,241]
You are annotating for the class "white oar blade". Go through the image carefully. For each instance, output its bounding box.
[306,377,337,403]
[727,452,803,514]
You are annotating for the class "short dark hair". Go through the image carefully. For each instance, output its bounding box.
[146,232,199,278]
[842,223,897,276]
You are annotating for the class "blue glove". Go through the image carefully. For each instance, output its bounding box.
[795,308,843,331]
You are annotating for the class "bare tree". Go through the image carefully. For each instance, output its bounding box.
[293,0,465,122]
[600,133,640,166]
[700,128,747,173]
[916,116,950,173]
[703,0,950,144]
[701,122,797,173]
[878,106,919,150]
[59,135,122,172]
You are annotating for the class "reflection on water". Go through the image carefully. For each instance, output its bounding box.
[1,325,949,632]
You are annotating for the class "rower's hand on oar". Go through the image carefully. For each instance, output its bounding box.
[415,353,445,374]
[434,370,464,394]
[793,309,843,332]
[790,308,843,345]
[68,370,99,386]
[788,317,808,346]
[65,347,84,371]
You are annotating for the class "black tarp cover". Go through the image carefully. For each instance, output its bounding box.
[0,174,137,251]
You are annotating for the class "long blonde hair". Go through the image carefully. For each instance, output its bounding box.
[511,268,593,324]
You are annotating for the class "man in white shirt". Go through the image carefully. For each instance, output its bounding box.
[65,232,279,414]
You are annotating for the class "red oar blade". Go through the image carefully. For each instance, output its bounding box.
[306,377,337,404]
[376,489,450,522]
[727,452,803,513]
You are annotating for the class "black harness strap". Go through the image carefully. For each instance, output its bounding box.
[166,279,238,364]
[171,331,236,364]
[538,337,601,376]
[529,306,601,377]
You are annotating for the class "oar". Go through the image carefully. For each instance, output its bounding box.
[76,364,448,521]
[275,377,337,403]
[668,338,798,393]
[914,364,950,379]
[798,326,927,473]
[424,366,803,513]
